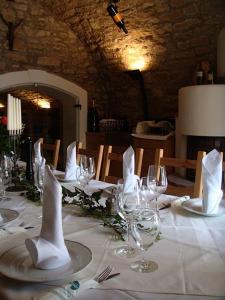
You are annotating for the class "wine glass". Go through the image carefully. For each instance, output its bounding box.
[130,209,160,273]
[1,155,12,186]
[140,177,156,209]
[77,156,95,190]
[0,173,7,201]
[37,165,45,203]
[115,178,140,258]
[0,156,12,201]
[147,165,167,214]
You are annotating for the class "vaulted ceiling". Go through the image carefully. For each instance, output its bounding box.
[1,0,225,124]
[36,0,225,120]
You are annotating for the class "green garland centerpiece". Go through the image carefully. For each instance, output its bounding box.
[18,174,160,241]
[61,185,127,239]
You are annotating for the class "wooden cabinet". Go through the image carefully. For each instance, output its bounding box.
[86,132,132,150]
[86,132,175,178]
[86,132,132,178]
[133,133,175,176]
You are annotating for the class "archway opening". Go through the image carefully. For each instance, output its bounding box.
[0,70,88,168]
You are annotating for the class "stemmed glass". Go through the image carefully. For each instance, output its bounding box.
[140,177,156,209]
[0,156,12,201]
[130,209,160,273]
[0,173,7,201]
[77,156,95,190]
[37,165,45,203]
[115,178,140,258]
[147,165,167,214]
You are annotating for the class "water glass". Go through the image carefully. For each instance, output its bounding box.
[115,178,140,258]
[147,165,167,214]
[77,156,95,189]
[131,209,160,273]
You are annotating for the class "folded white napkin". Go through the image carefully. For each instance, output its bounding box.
[34,139,42,165]
[25,166,71,269]
[123,146,137,193]
[202,149,223,214]
[64,141,77,181]
[34,279,98,300]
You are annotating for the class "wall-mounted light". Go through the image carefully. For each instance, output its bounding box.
[0,101,5,108]
[37,99,51,109]
[122,45,148,71]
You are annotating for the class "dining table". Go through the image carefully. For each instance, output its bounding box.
[0,177,225,300]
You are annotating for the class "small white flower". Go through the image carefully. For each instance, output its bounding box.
[64,196,74,204]
[98,197,106,208]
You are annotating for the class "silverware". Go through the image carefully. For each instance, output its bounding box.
[159,203,171,210]
[94,265,113,283]
[24,226,35,230]
[105,272,120,280]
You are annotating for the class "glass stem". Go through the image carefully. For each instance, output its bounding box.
[126,217,131,245]
[40,189,43,203]
[155,196,159,213]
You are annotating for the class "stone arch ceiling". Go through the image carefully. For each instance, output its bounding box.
[36,0,225,122]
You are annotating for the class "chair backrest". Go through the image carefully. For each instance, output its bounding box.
[76,145,104,181]
[102,146,144,184]
[39,138,61,169]
[154,148,206,198]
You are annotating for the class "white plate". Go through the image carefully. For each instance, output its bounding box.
[0,208,19,226]
[181,198,225,217]
[55,174,77,183]
[0,240,92,282]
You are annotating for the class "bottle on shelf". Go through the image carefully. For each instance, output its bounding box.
[87,100,99,132]
[25,137,34,182]
[207,71,214,84]
[196,68,203,85]
[107,3,128,34]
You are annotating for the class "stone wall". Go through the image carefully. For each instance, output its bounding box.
[1,0,225,128]
[0,0,105,107]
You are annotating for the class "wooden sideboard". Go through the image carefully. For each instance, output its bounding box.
[132,133,175,176]
[86,132,175,178]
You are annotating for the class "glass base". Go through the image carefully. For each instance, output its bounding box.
[0,194,11,201]
[130,259,158,273]
[114,245,137,258]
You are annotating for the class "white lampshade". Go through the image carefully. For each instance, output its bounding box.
[179,85,225,136]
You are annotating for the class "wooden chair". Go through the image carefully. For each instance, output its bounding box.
[39,138,61,169]
[154,148,206,198]
[76,145,104,181]
[102,146,144,184]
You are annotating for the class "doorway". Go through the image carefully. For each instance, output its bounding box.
[0,69,88,167]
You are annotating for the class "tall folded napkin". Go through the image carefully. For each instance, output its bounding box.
[25,165,71,269]
[123,146,136,193]
[64,141,77,181]
[202,149,223,214]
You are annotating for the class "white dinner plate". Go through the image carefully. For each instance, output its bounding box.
[0,208,19,226]
[181,198,225,217]
[0,240,92,282]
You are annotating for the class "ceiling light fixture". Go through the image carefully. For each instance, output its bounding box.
[37,99,51,109]
[34,83,51,109]
[0,101,5,108]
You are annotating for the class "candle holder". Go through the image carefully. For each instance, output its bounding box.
[6,94,23,185]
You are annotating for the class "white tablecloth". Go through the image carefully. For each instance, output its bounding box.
[0,182,225,300]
